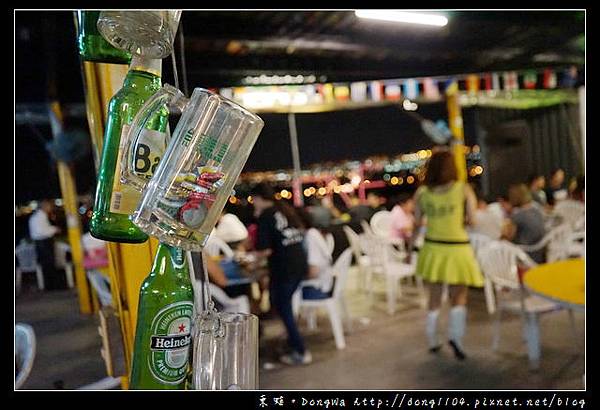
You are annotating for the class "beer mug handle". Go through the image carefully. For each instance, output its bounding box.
[120,83,189,191]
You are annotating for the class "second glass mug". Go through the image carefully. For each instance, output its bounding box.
[124,84,264,251]
[97,10,182,59]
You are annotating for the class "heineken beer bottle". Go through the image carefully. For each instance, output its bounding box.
[90,55,169,243]
[129,243,195,389]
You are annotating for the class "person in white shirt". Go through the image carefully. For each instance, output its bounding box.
[28,199,64,290]
[301,206,335,299]
[215,212,249,250]
[471,190,505,240]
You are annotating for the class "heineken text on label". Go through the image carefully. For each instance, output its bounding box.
[148,302,193,384]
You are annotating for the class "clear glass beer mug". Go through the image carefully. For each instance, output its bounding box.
[125,84,264,251]
[97,10,182,59]
[192,311,259,390]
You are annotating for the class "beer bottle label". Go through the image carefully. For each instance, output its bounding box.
[110,124,167,215]
[148,301,194,385]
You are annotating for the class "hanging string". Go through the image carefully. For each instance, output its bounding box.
[170,45,180,91]
[178,22,189,97]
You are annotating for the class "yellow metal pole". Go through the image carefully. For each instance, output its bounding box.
[48,102,94,314]
[445,80,468,182]
[81,60,161,382]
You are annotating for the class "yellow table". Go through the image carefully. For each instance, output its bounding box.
[523,258,585,311]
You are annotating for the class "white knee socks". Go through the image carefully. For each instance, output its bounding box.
[448,305,467,348]
[426,309,440,349]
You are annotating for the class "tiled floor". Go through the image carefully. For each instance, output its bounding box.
[15,267,585,390]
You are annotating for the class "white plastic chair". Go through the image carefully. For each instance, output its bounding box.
[469,233,496,314]
[202,281,250,314]
[370,210,392,238]
[204,235,235,259]
[55,242,75,289]
[553,200,585,228]
[295,248,353,349]
[478,240,576,369]
[15,323,36,389]
[15,241,44,292]
[362,231,424,314]
[567,231,585,258]
[87,270,113,307]
[343,225,372,291]
[518,223,573,263]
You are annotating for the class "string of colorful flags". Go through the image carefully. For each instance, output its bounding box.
[215,66,581,111]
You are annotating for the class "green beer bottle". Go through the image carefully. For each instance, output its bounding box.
[130,243,195,389]
[75,11,131,64]
[90,55,169,243]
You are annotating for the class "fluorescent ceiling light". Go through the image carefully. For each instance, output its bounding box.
[355,10,448,27]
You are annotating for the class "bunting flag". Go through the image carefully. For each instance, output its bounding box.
[333,84,350,101]
[483,73,492,91]
[219,88,234,100]
[466,74,480,94]
[384,83,402,101]
[560,66,578,88]
[369,81,384,101]
[503,71,519,91]
[350,82,368,102]
[423,78,440,100]
[492,72,501,91]
[543,68,557,89]
[319,83,335,103]
[523,70,538,89]
[403,79,419,100]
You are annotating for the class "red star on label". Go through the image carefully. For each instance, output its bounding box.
[178,324,186,333]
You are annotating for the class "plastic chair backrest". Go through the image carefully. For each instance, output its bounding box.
[360,220,374,236]
[343,225,362,260]
[554,200,585,227]
[15,242,38,272]
[479,241,537,291]
[469,232,493,261]
[370,210,392,238]
[204,235,235,259]
[203,282,250,314]
[15,323,36,389]
[332,248,354,299]
[546,224,574,262]
[55,242,71,268]
[86,270,113,307]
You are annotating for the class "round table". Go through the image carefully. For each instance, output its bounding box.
[522,258,585,311]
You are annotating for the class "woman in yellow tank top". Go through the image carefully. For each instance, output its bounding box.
[410,150,483,360]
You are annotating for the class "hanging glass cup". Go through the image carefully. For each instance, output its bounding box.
[124,84,264,251]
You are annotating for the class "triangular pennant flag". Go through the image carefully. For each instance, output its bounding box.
[423,78,440,100]
[466,74,480,94]
[370,81,383,101]
[320,83,335,102]
[403,79,419,100]
[492,73,501,91]
[350,82,368,102]
[384,83,402,101]
[483,73,492,91]
[503,71,518,91]
[334,84,350,101]
[523,70,538,89]
[560,66,578,88]
[543,68,557,89]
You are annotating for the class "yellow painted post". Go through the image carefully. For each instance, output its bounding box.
[445,80,468,182]
[48,102,94,314]
[80,60,161,382]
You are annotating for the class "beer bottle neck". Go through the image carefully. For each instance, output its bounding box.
[129,55,162,77]
[152,243,189,279]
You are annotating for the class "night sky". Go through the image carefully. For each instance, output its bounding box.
[14,12,476,205]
